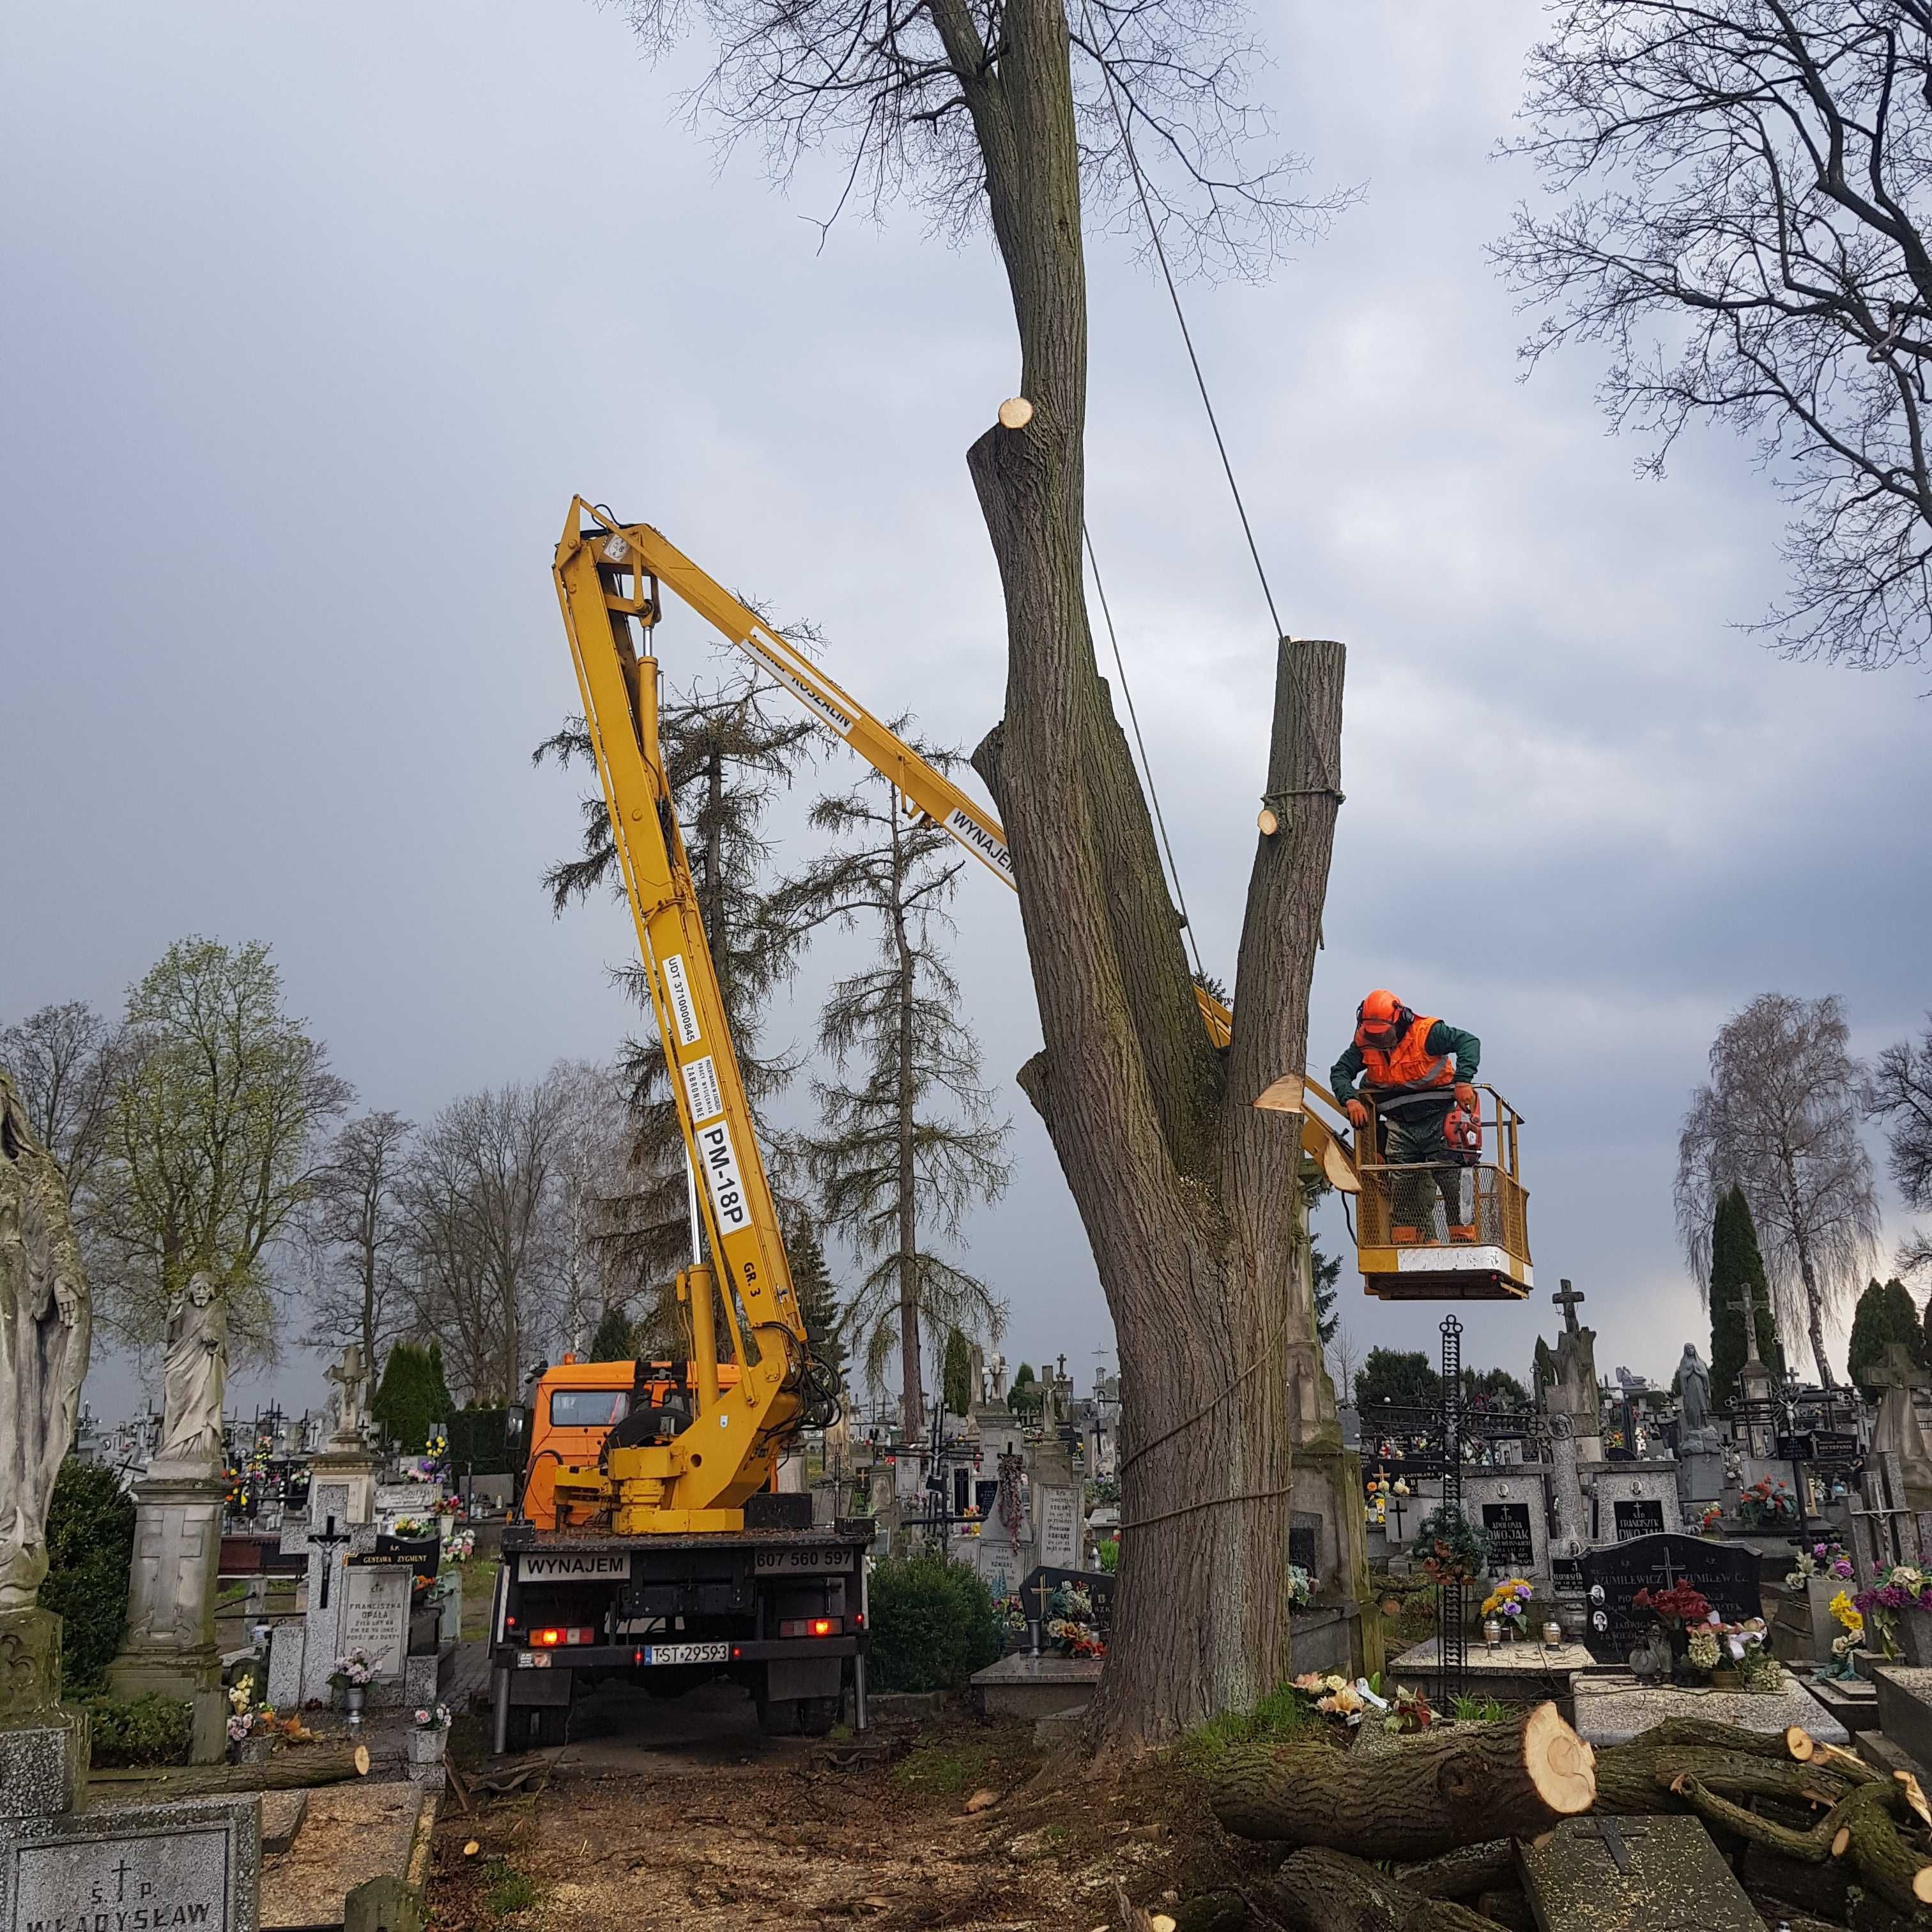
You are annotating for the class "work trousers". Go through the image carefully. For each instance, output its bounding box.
[1381,1106,1466,1234]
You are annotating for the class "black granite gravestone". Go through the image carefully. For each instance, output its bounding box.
[1482,1503,1535,1573]
[1288,1513,1321,1577]
[1579,1532,1761,1664]
[1613,1499,1666,1542]
[1018,1566,1115,1633]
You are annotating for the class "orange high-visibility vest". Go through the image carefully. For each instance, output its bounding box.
[1360,1014,1453,1097]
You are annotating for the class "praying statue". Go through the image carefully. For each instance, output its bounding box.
[325,1342,371,1446]
[0,1068,93,1611]
[156,1271,227,1470]
[1678,1343,1713,1434]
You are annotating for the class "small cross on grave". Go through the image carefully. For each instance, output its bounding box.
[309,1513,351,1609]
[1574,1813,1647,1875]
[1552,1280,1585,1334]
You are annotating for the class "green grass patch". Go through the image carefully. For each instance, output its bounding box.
[483,1862,537,1917]
[1176,1683,1331,1775]
[889,1741,1004,1797]
[1451,1694,1515,1724]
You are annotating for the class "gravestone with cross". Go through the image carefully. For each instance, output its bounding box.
[1578,1531,1761,1665]
[1516,1812,1762,1930]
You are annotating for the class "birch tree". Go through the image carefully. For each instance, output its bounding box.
[1676,993,1881,1386]
[614,0,1347,1744]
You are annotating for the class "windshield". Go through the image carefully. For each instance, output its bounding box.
[548,1388,629,1429]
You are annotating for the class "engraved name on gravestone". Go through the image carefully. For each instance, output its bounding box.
[1482,1503,1535,1573]
[1037,1488,1081,1572]
[1614,1498,1666,1542]
[1579,1533,1761,1665]
[1,1798,260,1932]
[338,1567,410,1678]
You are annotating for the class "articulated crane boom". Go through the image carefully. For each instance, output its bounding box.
[560,499,1236,1050]
[551,510,809,1532]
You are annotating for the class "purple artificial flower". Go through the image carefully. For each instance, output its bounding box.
[1832,1560,1855,1579]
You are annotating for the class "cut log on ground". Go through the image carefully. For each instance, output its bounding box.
[1259,1848,1512,1932]
[1593,1743,1854,1816]
[85,1744,370,1797]
[1737,1841,1851,1920]
[1388,1842,1515,1901]
[1209,1705,1594,1859]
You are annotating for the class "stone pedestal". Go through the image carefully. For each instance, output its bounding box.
[107,1464,227,1764]
[311,1450,377,1530]
[0,1607,88,1820]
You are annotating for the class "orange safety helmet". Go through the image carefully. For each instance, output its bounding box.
[1354,989,1413,1052]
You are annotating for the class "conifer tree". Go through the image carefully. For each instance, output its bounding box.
[589,1304,636,1364]
[371,1340,457,1453]
[784,1212,847,1397]
[1847,1277,1928,1389]
[770,730,1012,1439]
[1708,1185,1784,1409]
[941,1328,974,1421]
[534,668,818,1331]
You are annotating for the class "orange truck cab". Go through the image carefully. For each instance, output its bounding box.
[521,1355,744,1530]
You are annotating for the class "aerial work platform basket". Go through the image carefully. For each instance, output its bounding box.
[1255,1076,1533,1303]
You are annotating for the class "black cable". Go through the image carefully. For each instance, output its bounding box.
[1083,524,1206,981]
[1077,0,1285,642]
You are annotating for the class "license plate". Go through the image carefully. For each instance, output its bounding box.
[753,1549,852,1576]
[642,1641,729,1666]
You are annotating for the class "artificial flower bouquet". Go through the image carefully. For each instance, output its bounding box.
[1784,1540,1855,1590]
[332,1649,374,1688]
[1480,1577,1535,1637]
[1738,1477,1796,1529]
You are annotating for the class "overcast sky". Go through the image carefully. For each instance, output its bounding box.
[4,2,1927,1426]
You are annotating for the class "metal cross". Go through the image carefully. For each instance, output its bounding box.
[309,1512,351,1610]
[1552,1280,1585,1333]
[1573,1813,1646,1875]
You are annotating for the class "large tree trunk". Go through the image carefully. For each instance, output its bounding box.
[929,0,1347,1742]
[891,807,923,1440]
[1208,1705,1595,1858]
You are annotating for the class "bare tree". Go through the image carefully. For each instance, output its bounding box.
[302,1110,414,1370]
[616,0,1349,1746]
[1867,1014,1932,1277]
[1326,1320,1360,1410]
[0,999,130,1214]
[1498,0,1932,670]
[1676,993,1881,1385]
[772,734,1012,1438]
[402,1073,572,1402]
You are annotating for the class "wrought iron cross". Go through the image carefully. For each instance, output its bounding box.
[309,1512,350,1609]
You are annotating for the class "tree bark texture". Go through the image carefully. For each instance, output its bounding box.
[1208,1705,1595,1859]
[1257,1849,1511,1932]
[1389,1843,1517,1901]
[923,0,1349,1740]
[891,802,923,1440]
[88,1742,371,1796]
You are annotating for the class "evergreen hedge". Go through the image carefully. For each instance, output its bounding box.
[371,1341,457,1454]
[1848,1277,1928,1389]
[86,1694,193,1768]
[865,1554,1004,1692]
[41,1459,135,1693]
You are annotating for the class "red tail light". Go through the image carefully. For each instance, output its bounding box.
[779,1616,841,1638]
[530,1627,594,1648]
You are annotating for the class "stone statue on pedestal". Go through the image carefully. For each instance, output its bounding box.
[325,1342,371,1446]
[1676,1342,1719,1452]
[0,1068,95,1813]
[0,1070,93,1621]
[155,1273,226,1471]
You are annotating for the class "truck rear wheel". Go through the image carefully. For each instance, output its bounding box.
[795,1696,839,1738]
[526,1703,570,1748]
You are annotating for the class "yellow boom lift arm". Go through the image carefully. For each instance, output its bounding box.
[549,511,810,1533]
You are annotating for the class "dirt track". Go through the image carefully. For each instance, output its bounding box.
[429,1683,1199,1932]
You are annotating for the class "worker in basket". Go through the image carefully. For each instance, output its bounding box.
[1330,990,1483,1244]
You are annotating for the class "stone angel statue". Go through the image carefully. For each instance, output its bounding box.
[155,1270,227,1471]
[0,1068,93,1611]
